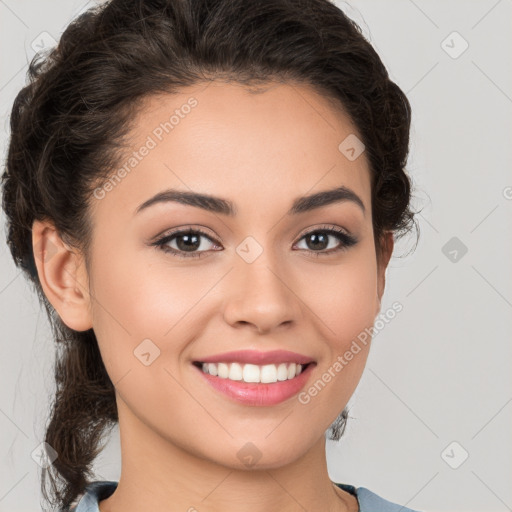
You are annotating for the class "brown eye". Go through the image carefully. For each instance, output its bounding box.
[294,226,357,256]
[153,228,220,259]
[151,224,357,260]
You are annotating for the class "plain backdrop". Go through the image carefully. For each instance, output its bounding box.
[1,1,511,511]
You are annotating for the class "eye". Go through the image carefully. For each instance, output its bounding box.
[152,227,220,259]
[293,224,358,257]
[151,224,357,259]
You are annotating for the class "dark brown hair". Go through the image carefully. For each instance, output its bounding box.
[1,0,416,509]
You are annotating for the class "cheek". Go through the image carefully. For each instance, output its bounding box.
[90,237,183,334]
[86,238,171,375]
[304,249,378,345]
[88,253,193,418]
[298,255,377,423]
[89,240,216,374]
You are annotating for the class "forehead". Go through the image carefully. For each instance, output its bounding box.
[91,80,371,222]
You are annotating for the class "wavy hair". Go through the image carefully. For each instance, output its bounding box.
[1,0,416,509]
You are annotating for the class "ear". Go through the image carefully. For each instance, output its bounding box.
[32,219,93,332]
[375,230,394,316]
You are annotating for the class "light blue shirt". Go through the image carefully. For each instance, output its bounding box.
[70,480,422,511]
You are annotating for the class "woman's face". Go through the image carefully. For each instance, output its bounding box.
[78,81,392,468]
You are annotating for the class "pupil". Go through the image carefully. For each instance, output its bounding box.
[308,232,328,250]
[177,234,200,251]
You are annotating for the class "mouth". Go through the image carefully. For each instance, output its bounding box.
[192,359,316,406]
[191,349,317,406]
[192,360,315,384]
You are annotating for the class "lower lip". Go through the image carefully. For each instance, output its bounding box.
[194,363,316,406]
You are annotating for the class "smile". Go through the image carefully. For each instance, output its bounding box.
[194,361,311,384]
[192,360,316,406]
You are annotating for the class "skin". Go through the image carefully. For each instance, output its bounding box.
[33,80,393,512]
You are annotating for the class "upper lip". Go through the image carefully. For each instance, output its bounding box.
[195,349,315,365]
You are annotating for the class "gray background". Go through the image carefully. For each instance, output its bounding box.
[1,1,511,511]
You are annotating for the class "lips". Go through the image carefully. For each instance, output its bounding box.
[193,360,316,406]
[193,349,315,366]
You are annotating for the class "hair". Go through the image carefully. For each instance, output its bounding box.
[1,0,417,509]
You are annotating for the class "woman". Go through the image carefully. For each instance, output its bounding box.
[1,0,420,511]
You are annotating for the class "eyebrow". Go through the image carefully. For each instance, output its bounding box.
[134,185,365,217]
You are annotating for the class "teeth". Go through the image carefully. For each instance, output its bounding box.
[199,361,305,383]
[218,363,229,378]
[229,362,243,381]
[243,364,260,383]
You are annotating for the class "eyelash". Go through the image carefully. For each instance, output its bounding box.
[152,224,358,260]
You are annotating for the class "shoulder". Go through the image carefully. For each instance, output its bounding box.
[334,482,423,512]
[68,481,118,512]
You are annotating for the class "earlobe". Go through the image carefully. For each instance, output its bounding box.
[32,219,93,332]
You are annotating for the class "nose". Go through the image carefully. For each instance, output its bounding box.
[222,252,303,334]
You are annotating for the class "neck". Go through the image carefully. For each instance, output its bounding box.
[98,399,357,512]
